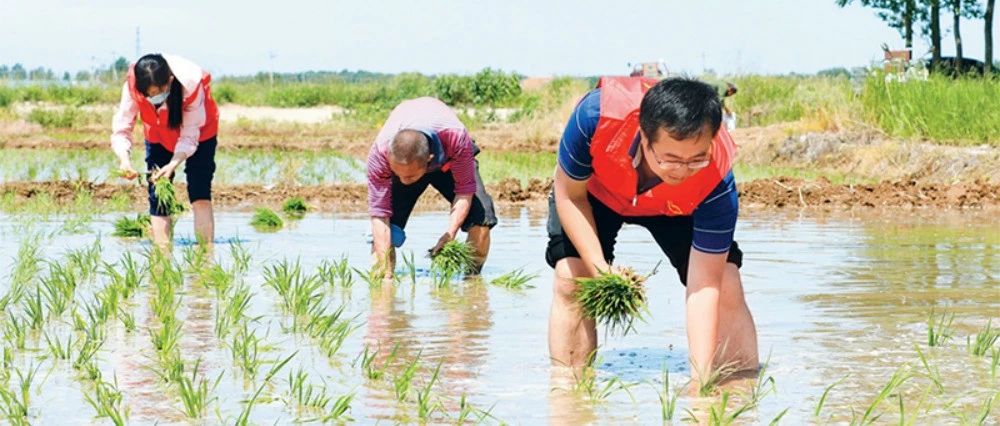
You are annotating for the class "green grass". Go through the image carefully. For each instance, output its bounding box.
[477,152,556,184]
[728,74,855,128]
[861,74,1000,146]
[575,266,650,336]
[26,107,100,129]
[250,207,283,231]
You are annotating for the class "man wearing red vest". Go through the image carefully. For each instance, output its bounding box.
[547,77,758,382]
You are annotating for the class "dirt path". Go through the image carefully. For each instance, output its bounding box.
[2,178,997,213]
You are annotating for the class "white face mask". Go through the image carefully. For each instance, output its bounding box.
[146,90,169,105]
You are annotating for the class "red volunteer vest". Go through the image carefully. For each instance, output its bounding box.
[126,66,219,152]
[587,76,737,216]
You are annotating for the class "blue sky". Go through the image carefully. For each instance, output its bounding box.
[1,0,995,76]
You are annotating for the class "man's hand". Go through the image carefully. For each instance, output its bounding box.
[429,230,457,256]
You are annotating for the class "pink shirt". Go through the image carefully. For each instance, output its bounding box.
[110,54,208,158]
[367,97,476,218]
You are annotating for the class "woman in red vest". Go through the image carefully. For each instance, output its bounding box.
[110,53,220,248]
[547,77,758,384]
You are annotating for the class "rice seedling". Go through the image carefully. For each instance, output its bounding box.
[927,309,955,347]
[3,316,27,350]
[652,365,683,422]
[111,214,150,238]
[229,240,253,274]
[236,352,296,426]
[430,240,476,283]
[319,393,354,423]
[355,343,400,381]
[454,394,490,424]
[181,243,210,274]
[394,353,422,402]
[0,363,40,424]
[39,273,72,317]
[66,239,102,282]
[263,259,324,324]
[306,305,360,358]
[769,408,790,425]
[2,237,42,310]
[153,176,186,216]
[149,319,182,355]
[282,197,309,218]
[22,290,46,330]
[200,263,234,294]
[316,255,356,290]
[914,345,943,393]
[416,361,444,420]
[694,360,740,398]
[853,366,913,425]
[230,323,264,378]
[814,374,848,419]
[288,368,332,412]
[83,376,128,426]
[177,359,221,419]
[968,319,999,357]
[250,207,284,231]
[574,264,656,337]
[103,252,144,298]
[401,250,417,287]
[490,268,538,290]
[44,331,73,361]
[353,262,388,289]
[747,355,777,408]
[215,284,256,339]
[117,308,137,333]
[152,352,185,385]
[683,390,754,426]
[571,366,635,402]
[73,336,105,372]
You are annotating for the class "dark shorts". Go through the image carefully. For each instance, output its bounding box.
[390,159,498,232]
[544,193,742,286]
[145,137,217,217]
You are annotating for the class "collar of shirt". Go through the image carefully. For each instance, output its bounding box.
[628,132,662,193]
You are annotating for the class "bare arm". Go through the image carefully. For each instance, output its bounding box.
[370,216,392,265]
[553,166,609,276]
[685,248,727,382]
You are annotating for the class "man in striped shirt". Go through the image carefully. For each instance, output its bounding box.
[367,97,497,275]
[547,78,758,383]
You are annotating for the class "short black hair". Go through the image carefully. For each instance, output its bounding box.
[389,129,430,164]
[638,78,722,142]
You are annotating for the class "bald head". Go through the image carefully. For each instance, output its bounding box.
[389,129,430,165]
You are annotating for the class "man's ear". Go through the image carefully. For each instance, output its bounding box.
[427,154,435,163]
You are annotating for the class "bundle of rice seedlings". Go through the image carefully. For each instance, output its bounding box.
[575,265,654,336]
[430,240,476,278]
[112,214,151,238]
[250,208,284,231]
[282,197,309,219]
[153,177,186,216]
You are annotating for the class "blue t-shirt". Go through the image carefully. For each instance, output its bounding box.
[557,88,738,254]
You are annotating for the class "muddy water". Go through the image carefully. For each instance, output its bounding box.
[0,209,996,424]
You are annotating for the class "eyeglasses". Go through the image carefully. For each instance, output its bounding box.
[644,142,711,171]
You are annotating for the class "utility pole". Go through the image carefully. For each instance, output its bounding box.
[268,51,277,86]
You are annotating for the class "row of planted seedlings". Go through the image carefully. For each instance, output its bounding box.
[0,236,136,425]
[261,251,503,423]
[190,240,346,424]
